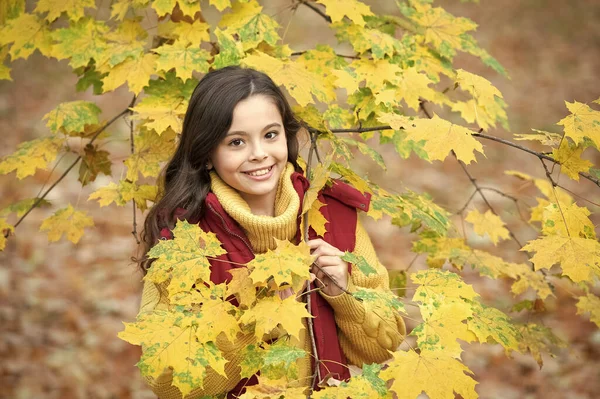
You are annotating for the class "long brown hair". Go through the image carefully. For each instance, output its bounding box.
[138,66,302,273]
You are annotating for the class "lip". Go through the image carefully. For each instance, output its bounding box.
[241,165,275,181]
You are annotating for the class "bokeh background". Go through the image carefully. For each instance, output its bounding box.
[1,0,600,398]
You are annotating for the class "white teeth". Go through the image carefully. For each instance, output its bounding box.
[246,166,271,176]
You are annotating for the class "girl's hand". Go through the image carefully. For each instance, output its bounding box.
[307,239,349,297]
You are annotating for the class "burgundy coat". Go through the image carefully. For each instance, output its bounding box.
[160,171,371,396]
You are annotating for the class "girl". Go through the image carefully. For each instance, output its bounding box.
[137,66,406,398]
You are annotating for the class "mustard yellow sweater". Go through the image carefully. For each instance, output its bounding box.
[138,163,406,398]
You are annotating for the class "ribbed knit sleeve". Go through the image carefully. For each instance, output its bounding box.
[136,281,254,399]
[319,218,406,366]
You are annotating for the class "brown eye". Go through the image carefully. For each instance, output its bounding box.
[265,131,278,139]
[229,138,244,146]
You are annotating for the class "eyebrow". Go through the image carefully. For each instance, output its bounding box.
[226,122,282,136]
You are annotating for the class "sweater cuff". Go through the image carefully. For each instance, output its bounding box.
[318,279,364,323]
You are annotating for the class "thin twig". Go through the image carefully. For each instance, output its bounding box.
[6,101,134,237]
[298,0,332,23]
[129,96,140,244]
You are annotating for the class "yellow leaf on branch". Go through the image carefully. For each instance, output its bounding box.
[101,52,157,94]
[125,127,177,182]
[380,349,477,399]
[557,101,600,149]
[378,113,484,164]
[39,204,94,244]
[576,293,600,328]
[315,0,373,26]
[551,141,593,181]
[303,161,331,213]
[307,199,328,238]
[0,135,64,179]
[51,18,109,69]
[239,295,311,341]
[521,235,600,283]
[247,239,312,288]
[0,13,53,60]
[465,209,510,245]
[541,201,596,239]
[154,40,211,81]
[0,218,14,251]
[34,0,94,22]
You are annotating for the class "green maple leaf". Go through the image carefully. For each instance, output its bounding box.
[144,220,226,297]
[0,198,51,218]
[341,252,377,276]
[466,300,521,355]
[43,100,101,134]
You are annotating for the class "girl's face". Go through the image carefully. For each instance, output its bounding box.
[208,94,288,214]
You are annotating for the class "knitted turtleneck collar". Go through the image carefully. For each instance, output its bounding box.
[209,163,299,253]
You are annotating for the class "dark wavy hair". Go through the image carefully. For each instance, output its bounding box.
[138,66,302,273]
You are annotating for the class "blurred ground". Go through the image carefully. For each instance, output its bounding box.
[1,0,600,398]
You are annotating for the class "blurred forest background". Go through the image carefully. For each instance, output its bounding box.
[1,0,600,398]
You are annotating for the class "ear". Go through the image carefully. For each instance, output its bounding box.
[206,160,213,170]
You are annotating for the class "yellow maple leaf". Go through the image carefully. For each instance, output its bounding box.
[303,161,331,213]
[509,262,553,300]
[118,181,158,211]
[153,0,184,17]
[454,69,507,129]
[0,46,11,81]
[102,52,157,94]
[158,20,210,45]
[0,218,14,251]
[238,375,308,399]
[391,67,437,111]
[415,301,476,357]
[551,141,593,181]
[118,309,228,397]
[380,349,477,399]
[0,12,53,60]
[465,209,510,245]
[521,235,600,283]
[517,323,565,368]
[34,0,94,22]
[226,268,256,308]
[541,201,596,239]
[131,97,187,135]
[378,113,484,164]
[332,67,360,96]
[411,269,479,303]
[88,182,126,207]
[125,127,177,182]
[467,301,521,355]
[248,239,312,287]
[144,220,226,297]
[239,295,311,341]
[576,293,600,328]
[333,21,398,60]
[556,101,600,148]
[315,0,373,26]
[0,135,64,179]
[307,199,328,238]
[242,51,334,106]
[352,58,403,92]
[43,100,102,134]
[408,3,477,58]
[39,204,94,244]
[154,40,211,81]
[51,18,110,69]
[210,0,231,12]
[513,129,563,147]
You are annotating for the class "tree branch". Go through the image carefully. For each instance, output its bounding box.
[5,98,135,238]
[297,0,332,23]
[129,96,140,245]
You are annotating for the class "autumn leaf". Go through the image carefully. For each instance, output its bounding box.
[0,12,53,60]
[125,127,177,182]
[219,0,280,50]
[158,20,210,46]
[88,182,126,207]
[51,18,110,68]
[118,181,158,211]
[541,201,596,239]
[466,300,521,355]
[101,52,157,94]
[551,141,593,181]
[454,69,507,129]
[575,293,600,328]
[303,161,331,213]
[316,0,373,26]
[213,27,245,69]
[0,135,64,179]
[144,220,226,297]
[0,218,14,250]
[378,113,484,164]
[118,309,228,397]
[239,295,311,341]
[521,235,600,283]
[314,363,390,398]
[248,239,312,288]
[242,51,335,106]
[261,339,305,380]
[39,204,94,244]
[380,349,477,399]
[333,21,398,60]
[43,100,102,134]
[237,375,308,399]
[307,199,328,238]
[517,323,565,368]
[513,129,562,147]
[557,101,600,148]
[227,268,256,308]
[411,269,479,304]
[34,0,94,22]
[341,252,377,276]
[465,209,510,245]
[154,40,211,81]
[353,287,406,319]
[0,198,51,218]
[78,144,112,186]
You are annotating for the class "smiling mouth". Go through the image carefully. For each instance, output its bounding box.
[243,165,273,177]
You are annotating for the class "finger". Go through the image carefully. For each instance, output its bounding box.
[307,239,326,249]
[314,255,345,267]
[309,272,316,283]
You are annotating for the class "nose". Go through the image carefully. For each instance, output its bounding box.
[249,142,267,161]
